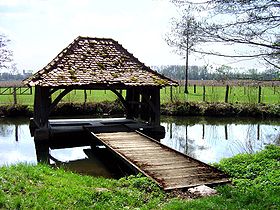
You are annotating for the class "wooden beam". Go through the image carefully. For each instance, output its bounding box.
[49,88,73,113]
[110,88,128,110]
[33,86,51,128]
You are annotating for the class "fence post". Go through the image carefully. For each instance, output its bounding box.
[194,85,196,93]
[225,85,229,103]
[13,87,17,105]
[170,86,173,102]
[203,86,206,102]
[84,89,87,104]
[258,86,261,103]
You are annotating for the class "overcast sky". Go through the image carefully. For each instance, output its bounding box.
[0,0,261,72]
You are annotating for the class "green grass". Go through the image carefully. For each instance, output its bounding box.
[162,144,280,209]
[1,85,279,106]
[0,145,279,209]
[161,86,280,104]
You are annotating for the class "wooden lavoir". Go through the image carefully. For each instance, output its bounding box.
[24,36,229,190]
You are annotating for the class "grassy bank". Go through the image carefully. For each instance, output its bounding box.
[1,100,280,118]
[1,145,279,209]
[161,101,280,118]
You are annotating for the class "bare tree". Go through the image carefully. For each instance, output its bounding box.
[169,0,280,69]
[166,9,202,93]
[0,33,13,70]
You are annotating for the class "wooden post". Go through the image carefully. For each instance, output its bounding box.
[84,89,87,104]
[170,86,173,102]
[13,87,17,105]
[203,86,206,102]
[33,86,51,128]
[258,86,261,103]
[194,84,196,93]
[126,88,140,120]
[225,85,229,103]
[140,90,151,122]
[34,141,50,164]
[150,88,160,126]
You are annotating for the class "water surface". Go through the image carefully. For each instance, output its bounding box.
[0,116,279,170]
[161,116,280,163]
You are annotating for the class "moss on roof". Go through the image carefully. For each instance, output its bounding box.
[24,36,178,87]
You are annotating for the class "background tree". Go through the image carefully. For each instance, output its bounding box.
[0,33,13,70]
[170,0,280,69]
[166,9,202,93]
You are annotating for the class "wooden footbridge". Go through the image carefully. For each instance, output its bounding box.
[25,36,229,191]
[90,130,229,190]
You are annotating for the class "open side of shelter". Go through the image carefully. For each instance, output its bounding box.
[24,36,229,190]
[24,36,177,148]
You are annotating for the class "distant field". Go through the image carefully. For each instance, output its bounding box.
[161,85,280,104]
[0,81,279,106]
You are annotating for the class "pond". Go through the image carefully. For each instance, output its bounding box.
[0,116,279,176]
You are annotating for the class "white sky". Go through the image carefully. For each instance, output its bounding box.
[0,0,262,72]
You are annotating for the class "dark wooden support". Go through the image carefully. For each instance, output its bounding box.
[34,86,51,128]
[150,88,160,126]
[203,86,206,102]
[125,88,140,120]
[125,88,133,119]
[258,86,262,103]
[49,88,72,113]
[140,90,151,122]
[13,87,17,105]
[84,89,87,104]
[34,140,50,163]
[111,88,129,111]
[49,87,60,95]
[225,85,229,103]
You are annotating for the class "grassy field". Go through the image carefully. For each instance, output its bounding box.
[161,85,280,104]
[0,145,279,209]
[0,85,279,106]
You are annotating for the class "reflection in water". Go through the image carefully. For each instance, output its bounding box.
[0,118,131,178]
[0,116,280,170]
[161,116,280,163]
[0,118,36,165]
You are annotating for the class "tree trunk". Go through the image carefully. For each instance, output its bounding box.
[184,48,189,94]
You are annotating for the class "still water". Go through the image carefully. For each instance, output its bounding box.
[0,116,279,169]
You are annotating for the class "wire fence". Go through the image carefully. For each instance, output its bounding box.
[0,84,279,106]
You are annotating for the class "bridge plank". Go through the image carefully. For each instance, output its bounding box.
[93,131,230,190]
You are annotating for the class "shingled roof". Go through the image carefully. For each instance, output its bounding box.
[24,36,177,87]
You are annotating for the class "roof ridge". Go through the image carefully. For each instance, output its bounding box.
[23,36,178,87]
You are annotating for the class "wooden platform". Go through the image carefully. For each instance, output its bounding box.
[90,131,230,190]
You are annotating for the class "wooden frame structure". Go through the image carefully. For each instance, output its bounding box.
[24,36,177,143]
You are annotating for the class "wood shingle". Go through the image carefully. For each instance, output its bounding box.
[24,36,177,87]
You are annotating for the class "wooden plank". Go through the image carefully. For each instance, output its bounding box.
[115,147,163,151]
[92,131,230,190]
[145,165,205,171]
